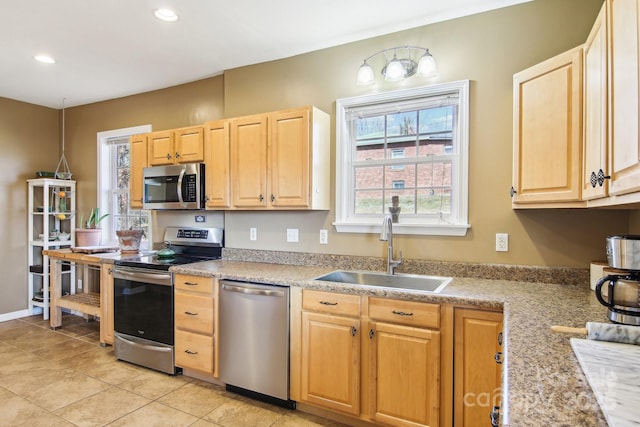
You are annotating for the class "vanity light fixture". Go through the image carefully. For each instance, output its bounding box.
[34,55,55,64]
[154,8,178,22]
[356,46,437,86]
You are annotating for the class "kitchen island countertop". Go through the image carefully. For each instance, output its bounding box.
[171,259,610,427]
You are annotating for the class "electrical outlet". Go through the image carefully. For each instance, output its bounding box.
[287,228,299,243]
[319,229,328,245]
[249,227,257,241]
[496,233,509,252]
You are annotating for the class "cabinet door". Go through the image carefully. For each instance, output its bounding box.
[583,3,609,200]
[453,308,503,427]
[129,134,147,209]
[512,46,583,204]
[369,322,440,427]
[175,292,214,335]
[204,120,231,208]
[175,126,205,163]
[230,114,268,208]
[270,108,310,208]
[608,0,640,195]
[148,130,175,166]
[301,311,360,416]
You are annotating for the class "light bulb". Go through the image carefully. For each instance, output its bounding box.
[356,61,375,86]
[384,55,405,81]
[417,50,437,78]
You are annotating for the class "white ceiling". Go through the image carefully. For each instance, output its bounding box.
[1,0,530,109]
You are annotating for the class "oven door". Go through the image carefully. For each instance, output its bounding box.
[113,266,174,345]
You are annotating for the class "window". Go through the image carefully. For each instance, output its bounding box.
[97,125,152,248]
[335,81,470,236]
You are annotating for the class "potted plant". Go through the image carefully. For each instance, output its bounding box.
[75,208,109,247]
[115,212,145,253]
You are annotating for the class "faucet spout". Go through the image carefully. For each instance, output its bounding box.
[380,214,402,275]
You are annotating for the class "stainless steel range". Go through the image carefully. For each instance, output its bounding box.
[112,226,223,374]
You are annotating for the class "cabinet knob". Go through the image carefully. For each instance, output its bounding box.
[494,351,503,364]
[597,169,610,187]
[497,331,503,346]
[271,194,276,202]
[351,326,357,337]
[369,329,375,339]
[509,186,517,197]
[258,194,264,202]
[590,171,598,188]
[175,152,180,159]
[166,153,171,160]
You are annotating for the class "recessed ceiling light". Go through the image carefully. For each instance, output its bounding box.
[34,55,55,64]
[154,8,178,22]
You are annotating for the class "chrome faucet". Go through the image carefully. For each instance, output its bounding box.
[380,214,402,275]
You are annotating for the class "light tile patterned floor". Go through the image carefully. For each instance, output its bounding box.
[0,314,348,427]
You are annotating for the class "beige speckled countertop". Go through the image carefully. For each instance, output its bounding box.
[171,258,609,427]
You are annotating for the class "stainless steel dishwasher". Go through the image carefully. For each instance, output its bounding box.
[218,280,294,408]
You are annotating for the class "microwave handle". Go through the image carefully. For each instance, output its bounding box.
[177,168,186,206]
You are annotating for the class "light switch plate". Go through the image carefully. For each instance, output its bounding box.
[319,229,328,245]
[496,233,509,252]
[249,228,257,241]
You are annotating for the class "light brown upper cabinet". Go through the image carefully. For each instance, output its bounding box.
[512,45,583,206]
[514,0,640,208]
[204,120,231,209]
[582,2,609,201]
[229,106,330,210]
[129,133,148,209]
[148,126,205,166]
[607,0,640,197]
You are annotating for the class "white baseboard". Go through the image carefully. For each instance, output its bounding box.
[0,309,37,323]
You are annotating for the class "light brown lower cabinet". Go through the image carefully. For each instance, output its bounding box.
[295,290,441,427]
[174,274,218,377]
[453,308,503,427]
[369,321,440,427]
[300,290,361,415]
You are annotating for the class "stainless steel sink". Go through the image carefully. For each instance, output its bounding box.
[314,270,452,293]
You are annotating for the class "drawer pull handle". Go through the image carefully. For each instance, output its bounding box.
[184,282,198,286]
[392,310,413,316]
[185,311,198,316]
[185,349,198,355]
[319,301,338,306]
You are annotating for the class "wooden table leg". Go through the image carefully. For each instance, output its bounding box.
[49,259,63,329]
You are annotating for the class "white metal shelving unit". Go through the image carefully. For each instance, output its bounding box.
[27,178,76,319]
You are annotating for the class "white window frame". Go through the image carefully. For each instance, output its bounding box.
[334,80,470,236]
[97,124,152,247]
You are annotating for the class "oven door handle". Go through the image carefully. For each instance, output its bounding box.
[221,282,285,297]
[113,269,172,286]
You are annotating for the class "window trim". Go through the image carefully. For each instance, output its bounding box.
[334,80,470,236]
[97,124,152,246]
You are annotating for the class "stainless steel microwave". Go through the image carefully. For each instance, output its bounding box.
[142,163,205,210]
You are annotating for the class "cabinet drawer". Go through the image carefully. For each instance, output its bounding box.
[303,289,360,317]
[175,329,214,373]
[175,292,214,334]
[368,297,440,329]
[174,274,214,293]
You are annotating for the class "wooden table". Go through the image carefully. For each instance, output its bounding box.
[44,248,120,346]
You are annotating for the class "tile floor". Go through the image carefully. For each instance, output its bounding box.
[0,314,348,427]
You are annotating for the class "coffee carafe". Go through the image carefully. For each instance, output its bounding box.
[595,235,640,326]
